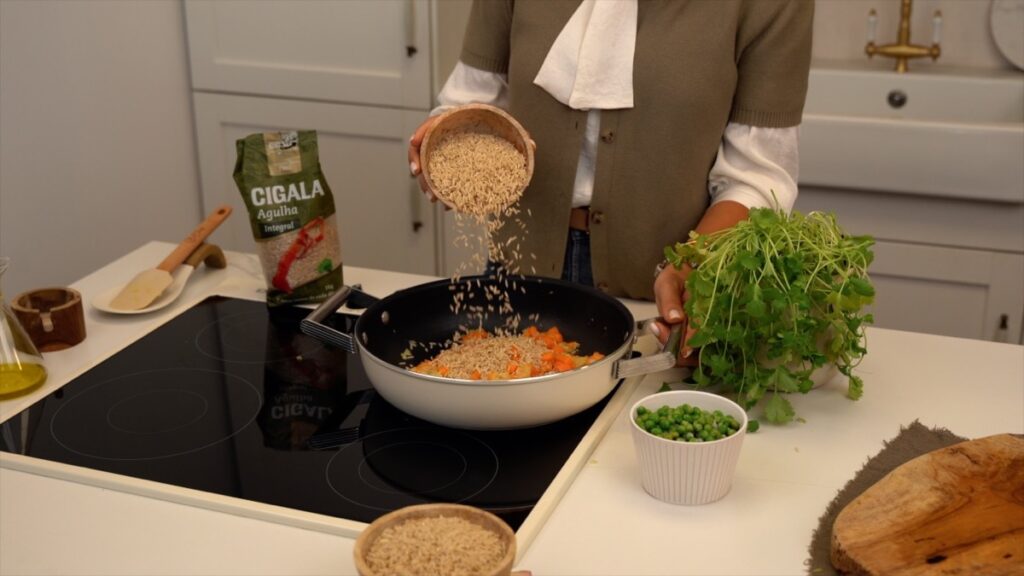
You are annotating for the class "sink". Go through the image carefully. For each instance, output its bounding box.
[799,63,1024,203]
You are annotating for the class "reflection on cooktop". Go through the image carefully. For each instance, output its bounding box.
[0,296,620,530]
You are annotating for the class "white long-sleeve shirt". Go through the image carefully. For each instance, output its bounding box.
[433,62,799,213]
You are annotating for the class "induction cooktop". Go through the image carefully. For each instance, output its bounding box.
[0,296,623,532]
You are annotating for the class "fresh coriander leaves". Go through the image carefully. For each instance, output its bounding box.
[666,208,875,425]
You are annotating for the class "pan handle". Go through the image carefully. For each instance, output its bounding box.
[300,284,377,354]
[612,323,686,379]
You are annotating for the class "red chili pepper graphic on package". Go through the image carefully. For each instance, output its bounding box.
[273,217,326,293]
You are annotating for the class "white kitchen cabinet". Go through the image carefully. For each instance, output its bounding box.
[186,0,444,276]
[796,186,1024,343]
[184,0,431,109]
[867,241,1024,342]
[193,93,438,276]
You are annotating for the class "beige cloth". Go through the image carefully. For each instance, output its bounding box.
[533,0,637,110]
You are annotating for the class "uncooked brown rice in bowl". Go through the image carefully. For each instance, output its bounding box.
[421,104,534,217]
[354,503,516,576]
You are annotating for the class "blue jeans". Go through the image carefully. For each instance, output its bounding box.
[485,229,594,287]
[561,229,594,286]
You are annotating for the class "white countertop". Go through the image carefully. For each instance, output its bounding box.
[2,242,1023,576]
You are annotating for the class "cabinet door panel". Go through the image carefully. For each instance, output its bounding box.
[868,275,988,339]
[193,93,437,276]
[185,0,430,109]
[868,241,1024,342]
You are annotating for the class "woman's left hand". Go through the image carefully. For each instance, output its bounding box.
[652,263,698,367]
[408,116,442,202]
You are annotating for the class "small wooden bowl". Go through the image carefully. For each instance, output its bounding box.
[353,503,516,576]
[12,287,86,352]
[420,103,535,213]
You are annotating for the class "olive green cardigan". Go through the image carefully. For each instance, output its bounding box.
[461,0,814,300]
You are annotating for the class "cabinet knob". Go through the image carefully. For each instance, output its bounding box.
[994,314,1009,343]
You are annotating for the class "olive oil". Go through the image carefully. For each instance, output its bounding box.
[0,362,47,397]
[0,257,49,399]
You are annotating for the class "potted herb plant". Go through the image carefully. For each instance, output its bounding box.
[664,208,875,427]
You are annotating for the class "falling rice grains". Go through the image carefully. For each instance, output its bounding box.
[403,128,545,368]
[447,207,534,334]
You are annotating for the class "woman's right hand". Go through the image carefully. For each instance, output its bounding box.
[408,116,442,202]
[652,263,699,367]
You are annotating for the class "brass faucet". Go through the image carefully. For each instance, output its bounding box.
[865,0,942,73]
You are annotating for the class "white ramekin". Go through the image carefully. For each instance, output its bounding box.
[629,390,748,505]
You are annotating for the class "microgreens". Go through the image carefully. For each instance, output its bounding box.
[665,208,875,425]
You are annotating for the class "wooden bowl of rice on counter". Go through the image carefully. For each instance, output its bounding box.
[420,103,535,216]
[353,503,517,576]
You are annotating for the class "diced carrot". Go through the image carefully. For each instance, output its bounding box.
[553,359,574,372]
[412,325,603,381]
[462,329,489,342]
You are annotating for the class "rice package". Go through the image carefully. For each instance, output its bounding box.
[233,130,343,306]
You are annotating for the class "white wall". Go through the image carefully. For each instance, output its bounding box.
[0,0,201,299]
[814,0,1016,70]
[433,0,473,89]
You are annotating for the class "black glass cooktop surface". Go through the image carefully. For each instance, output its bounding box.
[0,296,619,529]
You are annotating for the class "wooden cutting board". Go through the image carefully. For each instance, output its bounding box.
[832,433,1024,575]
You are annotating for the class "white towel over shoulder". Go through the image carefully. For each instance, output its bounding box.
[533,0,637,110]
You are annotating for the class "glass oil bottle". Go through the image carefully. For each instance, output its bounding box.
[0,258,47,398]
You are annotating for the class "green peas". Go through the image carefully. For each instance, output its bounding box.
[635,403,741,443]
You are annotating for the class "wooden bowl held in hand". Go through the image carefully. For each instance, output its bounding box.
[420,103,535,215]
[353,503,517,576]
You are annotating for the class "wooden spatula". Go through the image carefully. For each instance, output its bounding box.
[109,205,233,311]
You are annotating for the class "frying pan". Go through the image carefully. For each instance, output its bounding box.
[301,275,679,430]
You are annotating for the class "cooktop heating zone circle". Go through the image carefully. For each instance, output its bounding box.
[49,368,262,461]
[325,427,500,512]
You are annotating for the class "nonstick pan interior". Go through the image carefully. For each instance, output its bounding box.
[355,275,635,368]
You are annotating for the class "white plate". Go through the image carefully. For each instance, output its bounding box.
[92,265,196,315]
[992,0,1024,70]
